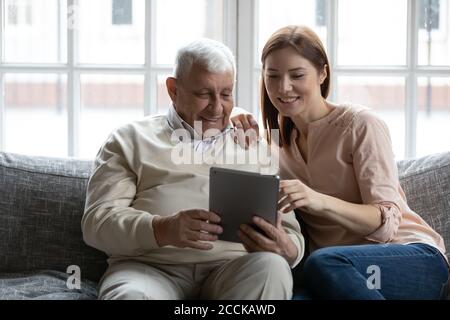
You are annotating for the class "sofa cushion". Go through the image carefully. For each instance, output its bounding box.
[0,270,97,300]
[1,150,448,291]
[397,152,450,261]
[0,152,107,283]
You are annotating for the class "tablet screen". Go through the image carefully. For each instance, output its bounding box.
[209,167,279,243]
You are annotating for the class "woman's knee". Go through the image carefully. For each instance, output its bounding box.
[303,247,350,278]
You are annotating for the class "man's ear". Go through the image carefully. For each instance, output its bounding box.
[166,77,177,102]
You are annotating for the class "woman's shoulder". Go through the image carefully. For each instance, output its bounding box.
[334,103,388,133]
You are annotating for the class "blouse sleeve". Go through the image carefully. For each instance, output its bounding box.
[351,111,403,243]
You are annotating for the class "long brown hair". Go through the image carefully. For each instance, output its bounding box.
[261,25,331,147]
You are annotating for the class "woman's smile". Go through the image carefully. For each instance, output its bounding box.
[278,96,300,104]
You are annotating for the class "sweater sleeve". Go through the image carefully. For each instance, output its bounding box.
[281,210,305,268]
[81,129,159,257]
[351,111,402,243]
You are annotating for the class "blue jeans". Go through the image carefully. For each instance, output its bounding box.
[292,243,449,300]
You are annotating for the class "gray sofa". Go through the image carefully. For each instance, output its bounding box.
[0,151,449,300]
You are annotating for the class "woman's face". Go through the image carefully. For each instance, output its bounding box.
[263,46,326,119]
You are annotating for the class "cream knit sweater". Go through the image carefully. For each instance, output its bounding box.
[82,113,304,267]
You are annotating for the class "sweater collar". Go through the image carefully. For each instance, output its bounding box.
[167,104,233,142]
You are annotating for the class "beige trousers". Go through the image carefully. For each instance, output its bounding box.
[98,252,293,300]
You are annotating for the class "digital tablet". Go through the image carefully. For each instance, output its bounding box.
[209,167,279,243]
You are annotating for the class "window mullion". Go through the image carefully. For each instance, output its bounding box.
[144,0,154,116]
[328,0,338,102]
[237,0,256,114]
[223,0,237,57]
[67,0,80,157]
[0,72,4,152]
[406,0,419,158]
[0,0,4,151]
[223,0,237,106]
[0,0,3,64]
[333,67,409,76]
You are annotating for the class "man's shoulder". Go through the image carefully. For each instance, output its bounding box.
[114,114,169,136]
[100,115,170,151]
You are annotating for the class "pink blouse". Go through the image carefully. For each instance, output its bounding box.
[279,104,447,261]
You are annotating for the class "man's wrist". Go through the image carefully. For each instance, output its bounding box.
[152,216,167,247]
[283,238,298,266]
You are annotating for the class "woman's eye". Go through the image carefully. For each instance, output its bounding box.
[266,75,278,79]
[292,74,304,79]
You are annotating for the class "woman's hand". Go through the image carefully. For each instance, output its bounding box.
[230,113,260,148]
[238,214,298,265]
[278,179,325,214]
[279,180,385,236]
[152,209,223,250]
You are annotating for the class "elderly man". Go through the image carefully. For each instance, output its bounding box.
[82,39,304,300]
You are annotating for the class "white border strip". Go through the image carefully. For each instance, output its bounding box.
[0,0,4,151]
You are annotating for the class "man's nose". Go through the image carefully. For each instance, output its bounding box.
[210,94,223,111]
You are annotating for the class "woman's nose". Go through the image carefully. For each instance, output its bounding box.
[279,77,292,93]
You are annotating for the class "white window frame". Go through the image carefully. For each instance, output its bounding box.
[0,0,238,157]
[237,0,450,159]
[2,0,450,159]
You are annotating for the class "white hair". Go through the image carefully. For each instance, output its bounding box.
[173,38,236,81]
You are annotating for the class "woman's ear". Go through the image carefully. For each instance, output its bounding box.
[319,65,328,85]
[166,77,177,102]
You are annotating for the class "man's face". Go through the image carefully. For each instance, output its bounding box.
[167,63,234,135]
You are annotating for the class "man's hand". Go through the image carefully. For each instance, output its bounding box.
[152,209,223,250]
[238,213,298,265]
[230,113,260,149]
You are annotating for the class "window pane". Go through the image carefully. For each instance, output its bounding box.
[257,0,327,65]
[3,0,67,63]
[418,0,450,65]
[155,0,224,65]
[80,74,144,159]
[338,0,407,66]
[157,74,172,115]
[417,77,450,156]
[336,76,406,159]
[4,74,68,157]
[112,0,132,25]
[78,0,145,64]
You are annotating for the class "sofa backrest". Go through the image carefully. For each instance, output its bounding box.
[398,152,450,261]
[0,151,449,282]
[0,152,107,282]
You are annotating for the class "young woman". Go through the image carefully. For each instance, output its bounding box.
[233,25,449,299]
